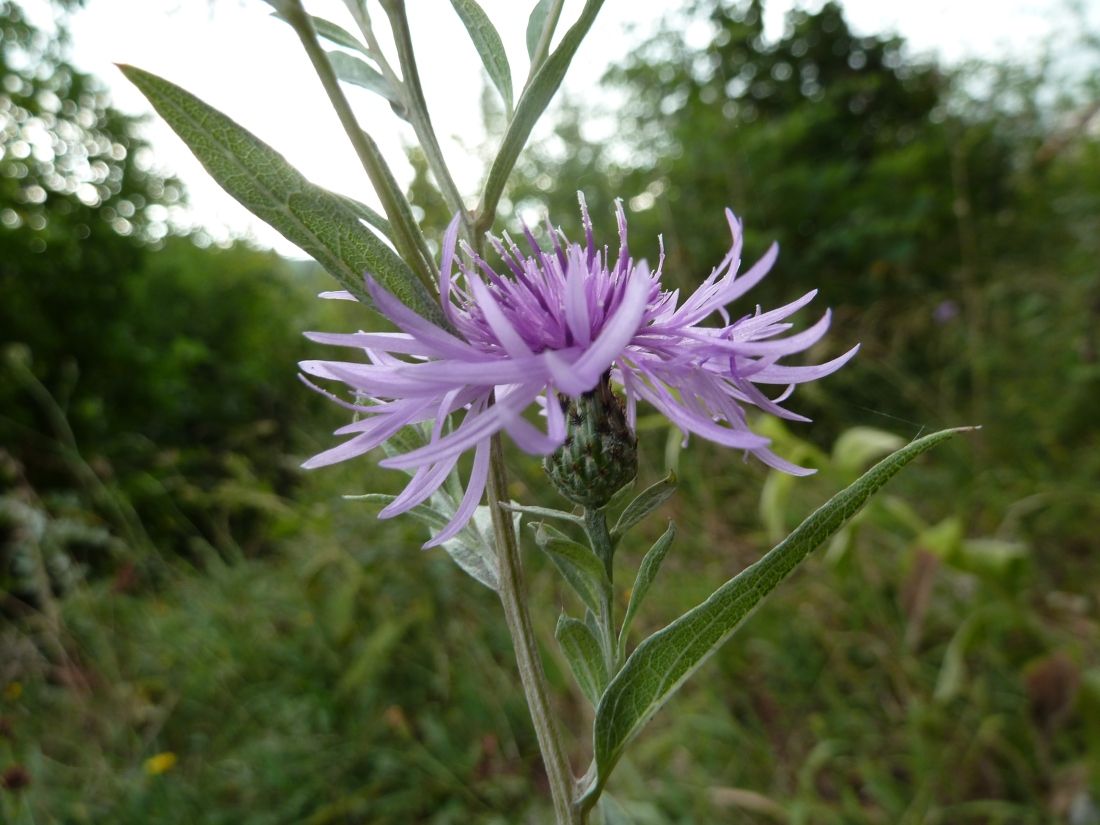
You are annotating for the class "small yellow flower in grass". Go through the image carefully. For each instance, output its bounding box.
[144,752,177,775]
[2,682,21,701]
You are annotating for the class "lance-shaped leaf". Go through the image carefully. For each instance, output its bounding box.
[617,521,676,661]
[477,0,604,232]
[348,493,501,591]
[525,0,552,61]
[331,191,394,242]
[585,428,966,804]
[119,65,446,328]
[270,11,371,56]
[327,50,403,109]
[500,502,584,525]
[556,614,608,706]
[534,522,610,616]
[449,0,513,117]
[610,472,677,545]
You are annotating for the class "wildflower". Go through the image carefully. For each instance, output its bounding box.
[144,751,177,775]
[302,197,857,545]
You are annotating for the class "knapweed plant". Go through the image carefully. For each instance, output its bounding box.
[121,2,966,821]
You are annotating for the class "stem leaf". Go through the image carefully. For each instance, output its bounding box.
[610,472,677,545]
[525,0,552,61]
[586,428,966,803]
[270,11,371,57]
[348,494,501,591]
[555,614,608,706]
[500,502,584,525]
[331,191,394,241]
[534,522,610,616]
[326,50,403,108]
[478,0,604,232]
[119,65,445,327]
[448,0,514,117]
[617,521,676,660]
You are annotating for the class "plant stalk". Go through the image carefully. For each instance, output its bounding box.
[584,507,618,674]
[485,435,582,825]
[381,0,475,244]
[283,0,438,294]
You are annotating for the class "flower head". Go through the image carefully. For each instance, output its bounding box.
[301,196,857,545]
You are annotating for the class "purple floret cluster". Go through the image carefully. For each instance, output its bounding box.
[302,197,857,545]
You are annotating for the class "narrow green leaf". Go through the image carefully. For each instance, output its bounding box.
[500,502,584,525]
[556,614,608,706]
[344,493,448,531]
[525,0,552,61]
[331,191,394,242]
[449,0,513,117]
[604,478,636,514]
[617,521,676,660]
[534,522,610,615]
[362,130,438,279]
[379,422,428,474]
[477,0,604,231]
[271,11,371,56]
[119,65,446,328]
[347,494,500,591]
[586,428,967,803]
[327,50,402,107]
[610,472,677,545]
[598,794,637,825]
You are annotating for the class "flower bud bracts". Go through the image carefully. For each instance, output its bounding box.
[544,374,637,508]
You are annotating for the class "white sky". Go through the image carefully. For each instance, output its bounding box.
[18,0,1088,256]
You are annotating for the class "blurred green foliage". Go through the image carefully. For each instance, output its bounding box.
[1,0,1099,823]
[508,0,1099,577]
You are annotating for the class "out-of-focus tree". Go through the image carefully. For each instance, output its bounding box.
[0,1,336,574]
[507,0,1099,553]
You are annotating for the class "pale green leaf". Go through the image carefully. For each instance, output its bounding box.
[617,521,675,660]
[479,0,604,226]
[331,191,394,241]
[525,0,552,61]
[346,494,500,591]
[598,794,636,825]
[327,50,402,107]
[270,11,371,56]
[585,428,966,803]
[610,472,677,545]
[604,478,636,514]
[119,65,446,328]
[934,611,981,702]
[449,0,513,117]
[499,502,584,525]
[556,614,608,706]
[832,426,907,477]
[534,522,610,615]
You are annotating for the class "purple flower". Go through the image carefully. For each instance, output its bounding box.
[301,197,857,546]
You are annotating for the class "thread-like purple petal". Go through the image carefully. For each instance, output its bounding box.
[424,438,491,548]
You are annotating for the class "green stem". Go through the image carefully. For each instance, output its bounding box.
[584,508,613,581]
[485,435,583,825]
[584,507,617,674]
[381,0,475,244]
[283,0,438,294]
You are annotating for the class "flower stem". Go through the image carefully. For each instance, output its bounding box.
[380,0,474,243]
[485,435,583,825]
[584,507,618,673]
[282,0,438,294]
